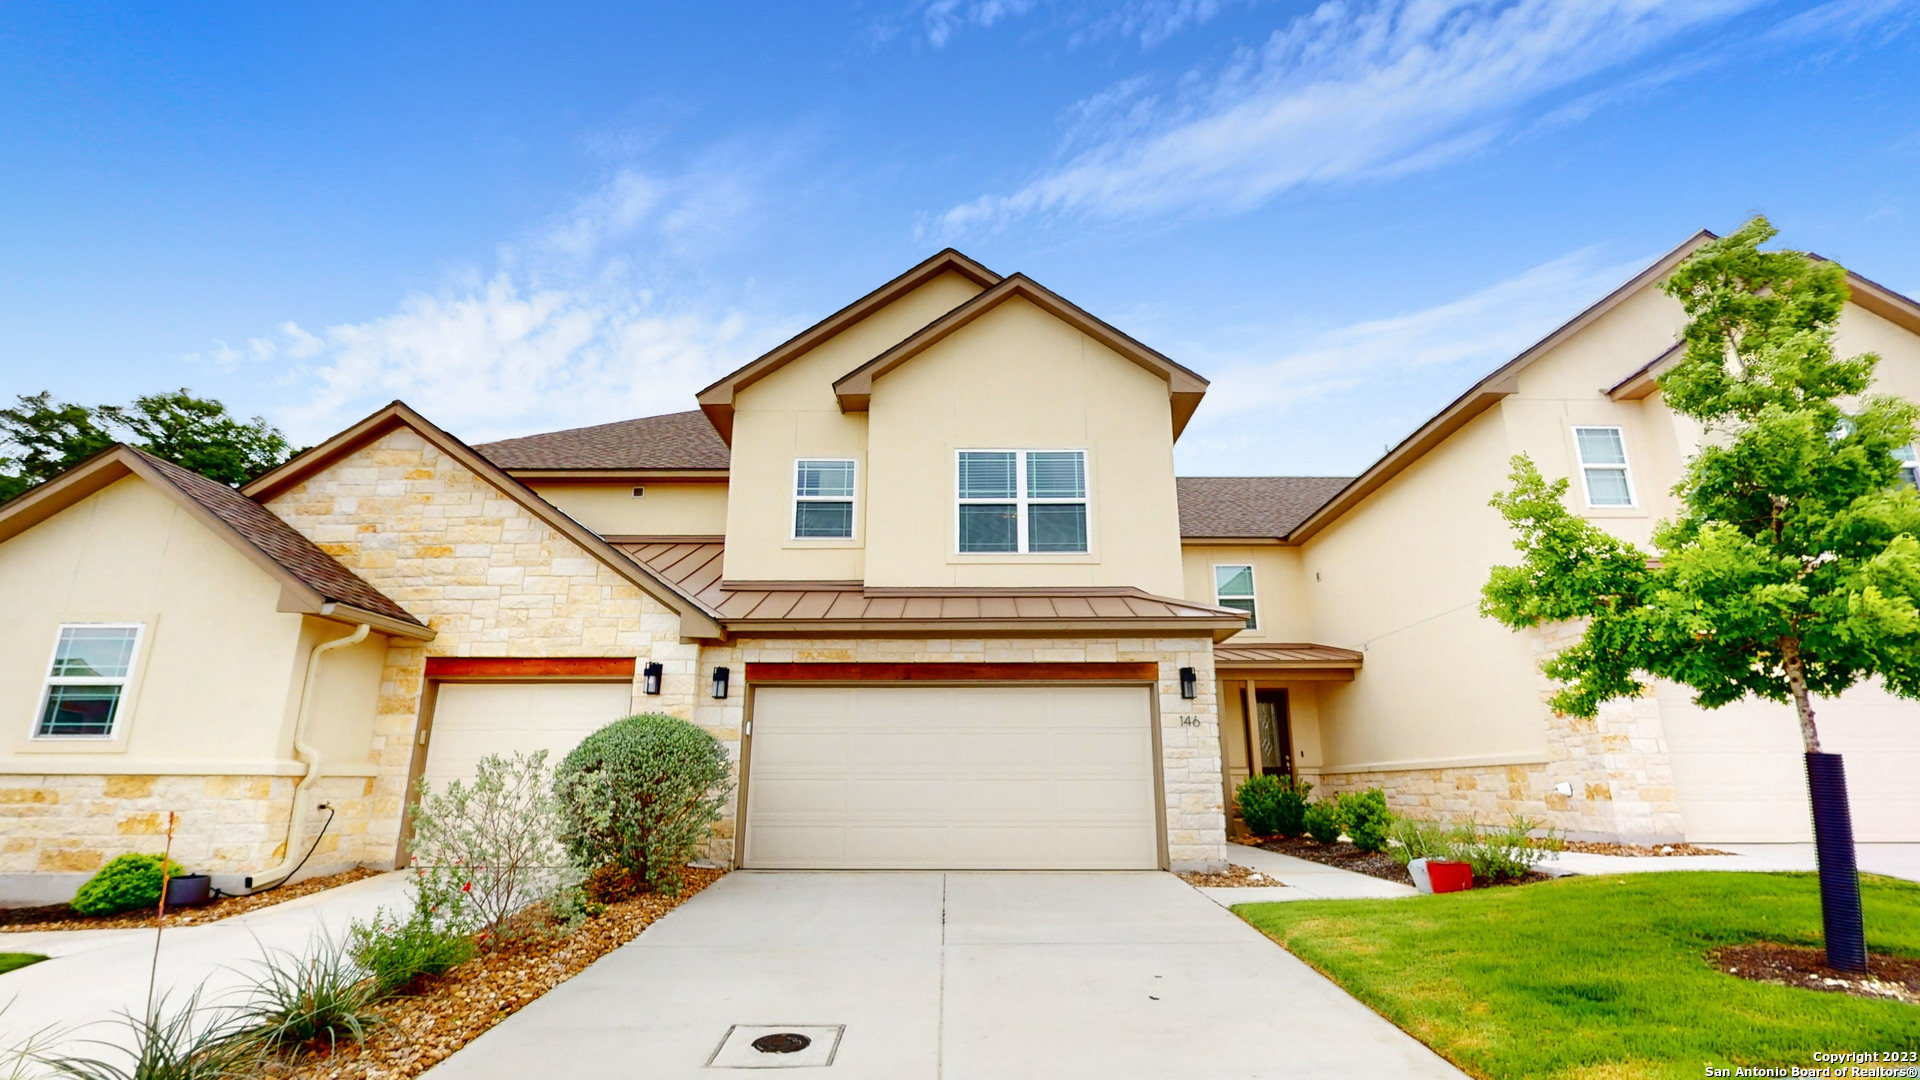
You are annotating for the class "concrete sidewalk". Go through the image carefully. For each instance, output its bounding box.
[0,871,412,1056]
[1540,843,1920,883]
[421,871,1466,1080]
[1198,844,1417,907]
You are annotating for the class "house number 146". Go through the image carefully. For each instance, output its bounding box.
[1177,715,1203,727]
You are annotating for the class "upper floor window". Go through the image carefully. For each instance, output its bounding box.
[1895,443,1918,490]
[36,624,143,739]
[1214,565,1257,630]
[793,459,856,539]
[1573,426,1635,508]
[956,449,1087,553]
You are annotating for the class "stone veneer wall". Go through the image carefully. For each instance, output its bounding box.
[0,773,381,879]
[1307,622,1686,843]
[264,427,708,870]
[696,635,1227,872]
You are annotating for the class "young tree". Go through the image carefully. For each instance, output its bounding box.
[0,388,294,501]
[1481,217,1920,972]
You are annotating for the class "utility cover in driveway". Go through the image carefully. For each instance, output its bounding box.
[708,1025,844,1068]
[743,685,1159,869]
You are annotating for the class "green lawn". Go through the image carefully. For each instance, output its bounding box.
[0,953,46,975]
[1236,872,1920,1080]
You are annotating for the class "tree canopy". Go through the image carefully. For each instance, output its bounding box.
[1481,217,1920,748]
[0,389,294,503]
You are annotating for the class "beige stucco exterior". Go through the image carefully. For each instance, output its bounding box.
[527,480,728,537]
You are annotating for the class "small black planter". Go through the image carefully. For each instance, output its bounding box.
[1805,752,1867,973]
[165,873,212,909]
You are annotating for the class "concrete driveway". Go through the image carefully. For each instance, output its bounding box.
[422,871,1465,1080]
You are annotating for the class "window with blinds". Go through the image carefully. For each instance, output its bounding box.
[793,459,856,539]
[36,624,143,738]
[957,449,1088,553]
[1573,426,1635,508]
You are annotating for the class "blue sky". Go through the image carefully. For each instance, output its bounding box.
[2,1,1916,476]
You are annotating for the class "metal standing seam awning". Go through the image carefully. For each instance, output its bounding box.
[1211,643,1363,680]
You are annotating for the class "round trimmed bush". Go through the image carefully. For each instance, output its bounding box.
[71,853,185,916]
[1234,775,1287,837]
[1302,800,1343,845]
[1338,788,1393,854]
[554,714,733,895]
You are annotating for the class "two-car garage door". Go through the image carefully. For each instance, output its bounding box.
[742,685,1162,870]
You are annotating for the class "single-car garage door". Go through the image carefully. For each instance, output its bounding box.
[1659,680,1920,843]
[742,684,1161,870]
[422,682,633,791]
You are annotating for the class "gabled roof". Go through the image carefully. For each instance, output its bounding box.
[242,402,725,638]
[696,248,1002,444]
[831,273,1211,438]
[0,446,431,640]
[1177,477,1351,540]
[475,409,730,473]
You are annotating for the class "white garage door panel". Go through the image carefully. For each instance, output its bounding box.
[744,685,1159,869]
[422,682,633,791]
[1660,680,1920,843]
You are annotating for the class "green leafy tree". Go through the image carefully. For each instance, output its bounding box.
[1481,217,1920,970]
[0,388,294,502]
[0,392,116,502]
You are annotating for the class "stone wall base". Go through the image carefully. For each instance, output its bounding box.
[1309,759,1685,845]
[0,772,390,902]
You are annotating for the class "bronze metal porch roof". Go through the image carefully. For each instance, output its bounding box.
[608,537,1250,639]
[1213,643,1363,668]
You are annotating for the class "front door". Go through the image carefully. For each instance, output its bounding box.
[1251,689,1292,779]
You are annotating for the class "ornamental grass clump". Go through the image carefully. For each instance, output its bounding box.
[408,750,582,949]
[69,854,185,917]
[33,990,264,1079]
[234,934,381,1058]
[554,714,733,896]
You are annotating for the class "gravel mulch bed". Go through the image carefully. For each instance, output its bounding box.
[1712,942,1920,1006]
[1241,837,1414,886]
[1553,840,1730,857]
[270,867,725,1079]
[1177,863,1285,888]
[0,868,383,931]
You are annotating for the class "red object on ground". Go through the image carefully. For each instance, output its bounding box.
[1427,860,1473,893]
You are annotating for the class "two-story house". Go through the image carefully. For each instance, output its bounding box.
[2,234,1915,903]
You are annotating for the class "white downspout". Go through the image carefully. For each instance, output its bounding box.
[248,623,370,891]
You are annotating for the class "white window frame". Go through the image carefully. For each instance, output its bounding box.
[954,448,1090,555]
[1214,564,1257,630]
[790,458,857,541]
[1572,425,1637,509]
[32,623,145,741]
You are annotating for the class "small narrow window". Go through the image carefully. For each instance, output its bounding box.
[1895,444,1918,490]
[956,450,1087,554]
[36,624,142,738]
[631,486,646,498]
[793,459,855,539]
[1573,426,1635,507]
[1215,565,1257,630]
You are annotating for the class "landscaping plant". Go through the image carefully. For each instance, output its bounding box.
[347,912,476,997]
[69,854,185,917]
[1302,800,1342,845]
[1456,815,1559,883]
[1233,774,1288,836]
[1482,217,1920,970]
[1273,776,1312,838]
[1387,816,1457,866]
[409,750,582,948]
[34,990,263,1079]
[554,714,733,895]
[236,934,381,1057]
[1336,789,1393,854]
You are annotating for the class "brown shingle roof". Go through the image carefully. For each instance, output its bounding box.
[134,450,424,628]
[474,410,729,471]
[1176,476,1351,540]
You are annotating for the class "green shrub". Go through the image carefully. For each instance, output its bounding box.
[554,714,733,895]
[1388,816,1459,866]
[1337,788,1393,854]
[1274,776,1312,837]
[348,913,476,997]
[1303,800,1342,845]
[1234,775,1287,836]
[1458,815,1560,882]
[409,750,581,949]
[70,854,186,916]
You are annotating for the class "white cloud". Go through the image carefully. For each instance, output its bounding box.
[922,0,1045,48]
[940,0,1760,232]
[1170,244,1652,474]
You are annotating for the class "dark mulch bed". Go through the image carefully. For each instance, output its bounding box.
[0,867,382,931]
[1712,942,1920,1006]
[1239,837,1553,889]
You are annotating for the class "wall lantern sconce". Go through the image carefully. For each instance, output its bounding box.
[642,662,663,696]
[712,666,731,700]
[1179,667,1197,700]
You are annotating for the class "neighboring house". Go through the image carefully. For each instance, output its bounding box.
[3,234,1917,902]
